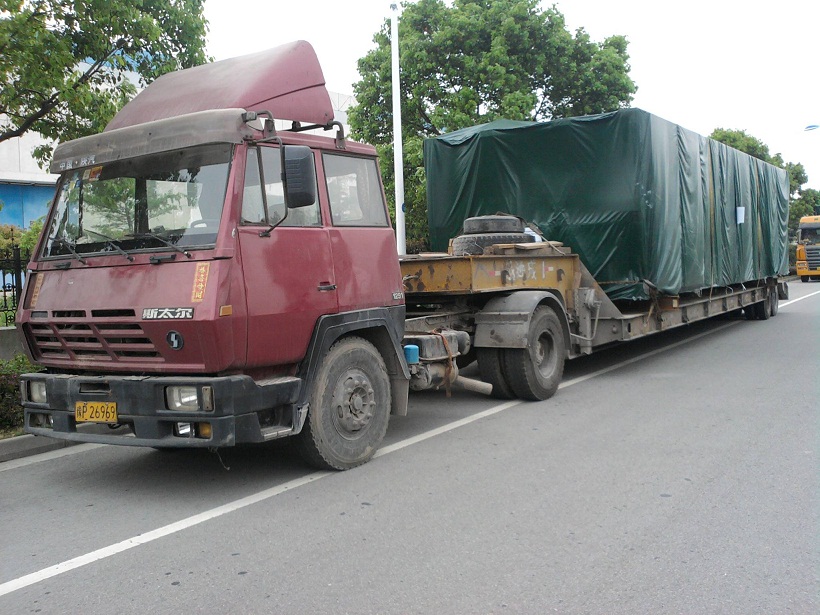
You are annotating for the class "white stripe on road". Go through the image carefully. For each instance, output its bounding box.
[0,443,105,473]
[0,471,332,597]
[1,290,816,597]
[781,288,820,306]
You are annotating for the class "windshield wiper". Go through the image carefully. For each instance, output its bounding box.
[81,229,134,261]
[126,232,192,258]
[51,238,87,265]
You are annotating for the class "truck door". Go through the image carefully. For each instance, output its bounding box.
[321,153,401,312]
[238,145,338,369]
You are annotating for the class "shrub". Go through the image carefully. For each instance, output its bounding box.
[0,354,40,431]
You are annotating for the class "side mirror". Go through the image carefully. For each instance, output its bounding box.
[283,145,316,208]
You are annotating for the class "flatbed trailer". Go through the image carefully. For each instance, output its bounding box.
[398,240,785,400]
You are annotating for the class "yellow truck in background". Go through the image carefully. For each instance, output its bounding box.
[796,215,820,282]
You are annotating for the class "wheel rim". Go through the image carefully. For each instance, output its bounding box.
[534,330,557,378]
[330,370,376,439]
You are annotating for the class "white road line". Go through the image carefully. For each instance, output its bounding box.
[0,471,332,597]
[0,443,105,473]
[1,290,815,598]
[782,288,820,306]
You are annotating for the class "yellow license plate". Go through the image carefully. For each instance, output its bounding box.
[75,401,118,423]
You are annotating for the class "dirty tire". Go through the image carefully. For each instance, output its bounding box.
[451,232,534,256]
[801,276,809,282]
[769,291,779,317]
[501,306,566,401]
[753,299,770,320]
[477,348,515,399]
[455,348,476,369]
[463,215,525,235]
[294,337,390,470]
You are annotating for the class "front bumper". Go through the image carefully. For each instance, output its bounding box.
[21,373,302,448]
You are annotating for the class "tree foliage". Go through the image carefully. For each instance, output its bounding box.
[18,217,43,254]
[789,187,820,235]
[710,128,811,239]
[710,128,807,196]
[0,0,209,164]
[349,0,637,251]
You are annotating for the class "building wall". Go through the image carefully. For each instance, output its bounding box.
[0,121,57,229]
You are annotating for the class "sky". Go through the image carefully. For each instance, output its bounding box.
[204,0,820,190]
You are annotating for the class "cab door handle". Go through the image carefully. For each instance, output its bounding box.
[317,283,337,291]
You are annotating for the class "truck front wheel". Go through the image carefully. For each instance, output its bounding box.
[294,336,391,470]
[502,306,566,401]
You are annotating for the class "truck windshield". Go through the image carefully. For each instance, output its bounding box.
[799,227,820,244]
[43,144,232,260]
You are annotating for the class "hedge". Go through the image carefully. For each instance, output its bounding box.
[0,355,40,431]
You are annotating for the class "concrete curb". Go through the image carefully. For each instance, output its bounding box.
[0,424,116,463]
[0,433,78,463]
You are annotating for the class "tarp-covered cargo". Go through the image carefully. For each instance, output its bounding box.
[425,109,790,300]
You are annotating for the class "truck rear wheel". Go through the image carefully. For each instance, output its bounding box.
[477,348,515,399]
[294,336,390,470]
[502,306,565,401]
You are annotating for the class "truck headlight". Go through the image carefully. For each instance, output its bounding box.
[166,386,199,411]
[28,381,47,404]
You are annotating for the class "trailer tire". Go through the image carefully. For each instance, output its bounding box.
[752,299,770,320]
[294,336,390,470]
[502,306,566,401]
[801,276,809,282]
[769,291,779,317]
[477,348,515,399]
[463,215,525,235]
[451,232,534,256]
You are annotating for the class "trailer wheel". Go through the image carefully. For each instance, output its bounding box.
[502,306,566,401]
[477,348,515,399]
[451,232,534,256]
[294,336,390,470]
[801,276,809,283]
[769,291,779,317]
[752,299,770,320]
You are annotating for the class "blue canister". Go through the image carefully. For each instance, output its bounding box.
[403,344,420,365]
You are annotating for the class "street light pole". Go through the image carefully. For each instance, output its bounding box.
[390,3,406,255]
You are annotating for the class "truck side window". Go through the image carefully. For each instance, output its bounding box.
[241,146,321,227]
[323,154,388,227]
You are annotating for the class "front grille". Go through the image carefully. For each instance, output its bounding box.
[805,246,820,269]
[26,310,163,363]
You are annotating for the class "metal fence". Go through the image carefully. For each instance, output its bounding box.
[0,247,29,327]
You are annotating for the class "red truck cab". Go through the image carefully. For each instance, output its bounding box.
[17,42,409,469]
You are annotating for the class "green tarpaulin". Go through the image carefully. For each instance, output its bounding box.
[425,109,789,300]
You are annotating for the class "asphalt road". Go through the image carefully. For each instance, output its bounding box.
[1,284,818,614]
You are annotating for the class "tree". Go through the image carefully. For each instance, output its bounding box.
[789,187,820,237]
[796,187,820,215]
[710,128,810,239]
[0,0,209,165]
[19,217,43,254]
[710,128,807,196]
[349,0,637,251]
